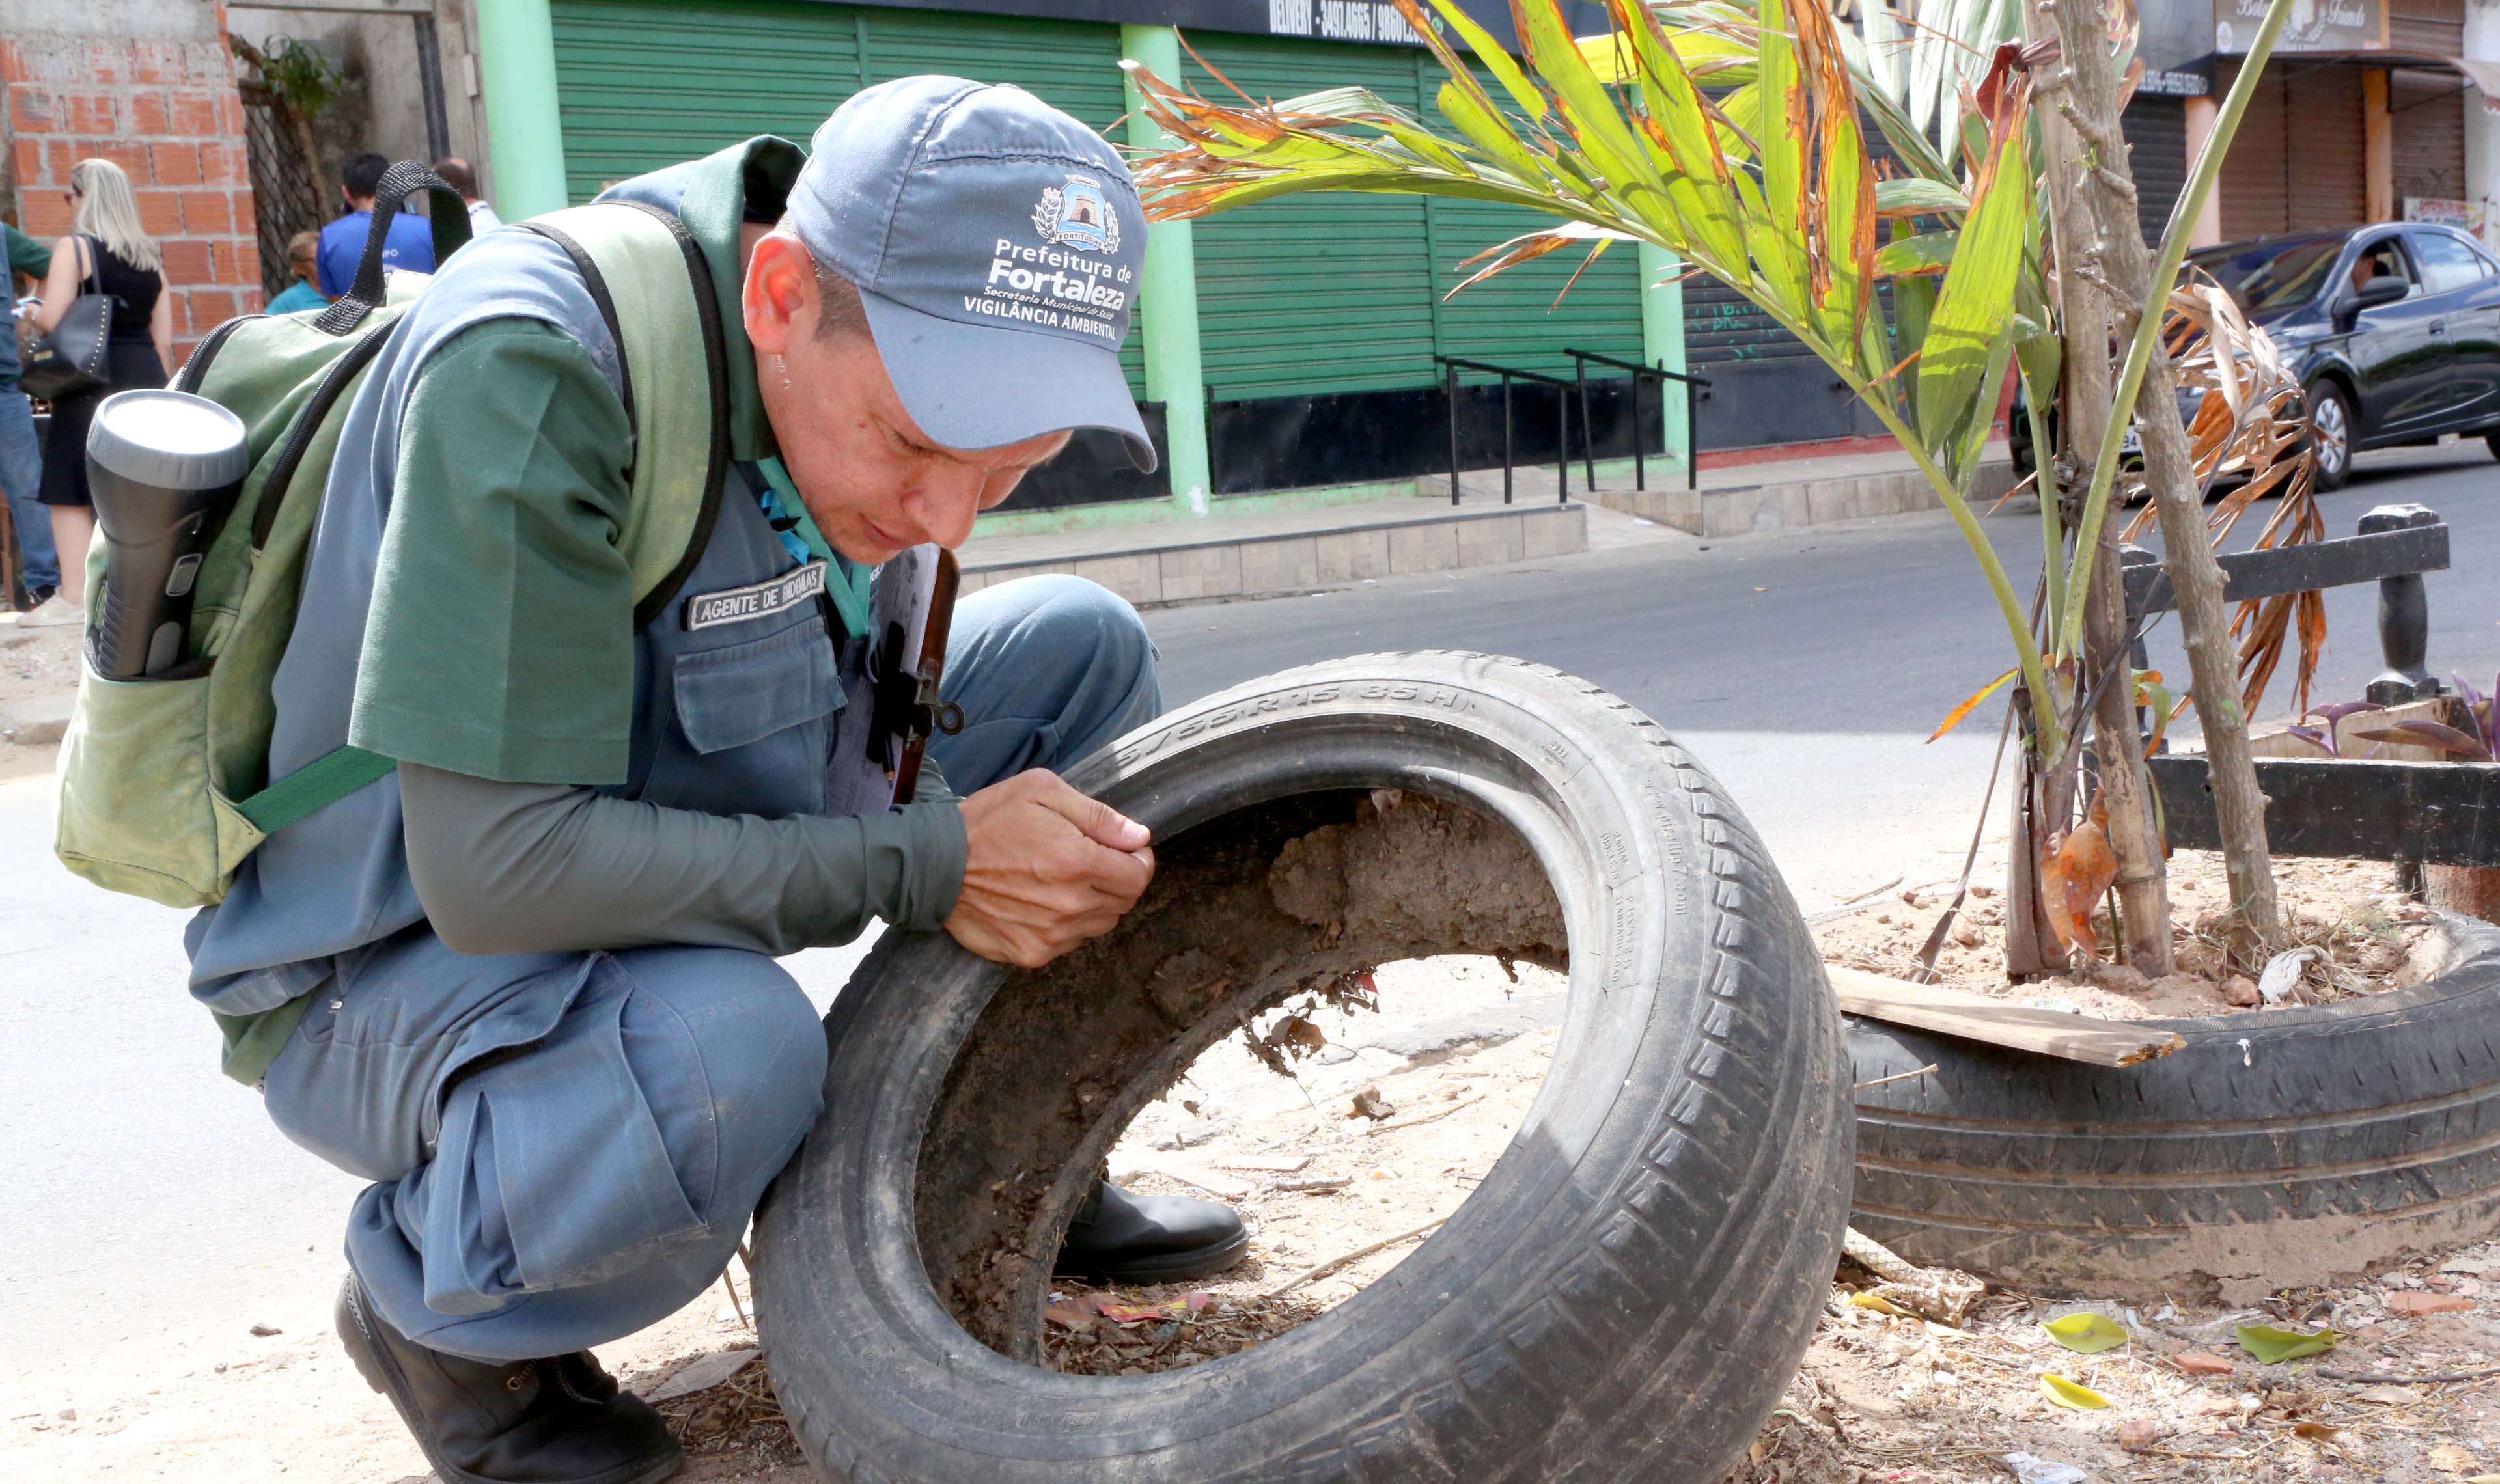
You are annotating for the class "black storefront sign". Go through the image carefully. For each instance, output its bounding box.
[813,0,1613,50]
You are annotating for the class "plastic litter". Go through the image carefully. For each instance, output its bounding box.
[2002,1454,2088,1484]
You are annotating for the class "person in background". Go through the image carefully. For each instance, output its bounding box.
[265,230,328,315]
[433,156,502,234]
[24,157,172,627]
[1,221,56,619]
[317,152,436,298]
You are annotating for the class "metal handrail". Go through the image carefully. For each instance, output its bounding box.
[1433,355,1576,507]
[1562,348,1710,493]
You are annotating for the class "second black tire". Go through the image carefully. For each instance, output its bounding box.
[755,652,1853,1484]
[1849,920,2500,1300]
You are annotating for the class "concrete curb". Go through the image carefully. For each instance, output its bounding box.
[960,501,1589,607]
[1587,460,2021,538]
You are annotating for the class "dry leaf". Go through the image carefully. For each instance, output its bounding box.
[2038,1373,2109,1409]
[2040,1312,2128,1354]
[2427,1443,2479,1475]
[1097,1293,1214,1325]
[2352,1384,2417,1405]
[2235,1323,2338,1363]
[2040,799,2117,958]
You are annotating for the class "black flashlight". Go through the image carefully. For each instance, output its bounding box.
[84,389,249,679]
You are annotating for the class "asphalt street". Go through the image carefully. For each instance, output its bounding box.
[3,440,2492,1394]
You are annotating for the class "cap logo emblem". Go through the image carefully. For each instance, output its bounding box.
[1033,173,1120,254]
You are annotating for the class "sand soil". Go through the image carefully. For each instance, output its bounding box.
[12,953,2499,1483]
[1814,849,2448,1019]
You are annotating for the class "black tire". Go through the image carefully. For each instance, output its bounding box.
[1848,920,2500,1303]
[755,652,1852,1484]
[2307,378,2355,491]
[2484,429,2500,463]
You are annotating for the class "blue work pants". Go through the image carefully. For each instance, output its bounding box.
[0,391,54,598]
[260,576,1159,1361]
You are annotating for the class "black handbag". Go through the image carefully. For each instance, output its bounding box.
[20,236,113,402]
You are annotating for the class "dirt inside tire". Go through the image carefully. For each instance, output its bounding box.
[915,788,1566,1357]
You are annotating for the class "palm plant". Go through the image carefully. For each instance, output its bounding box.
[1132,0,2061,748]
[1129,0,2304,965]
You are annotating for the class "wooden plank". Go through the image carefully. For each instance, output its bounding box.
[2123,522,2449,620]
[2148,753,2500,866]
[2244,697,2453,760]
[1827,966,2188,1067]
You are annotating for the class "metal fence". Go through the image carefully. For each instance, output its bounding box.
[238,73,321,300]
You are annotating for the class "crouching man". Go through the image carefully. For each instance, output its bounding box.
[186,79,1242,1484]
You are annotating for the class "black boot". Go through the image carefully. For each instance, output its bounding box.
[1054,1180,1249,1283]
[336,1275,684,1484]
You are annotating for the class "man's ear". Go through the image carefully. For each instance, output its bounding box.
[744,232,816,359]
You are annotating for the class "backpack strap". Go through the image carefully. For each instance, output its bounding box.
[316,162,474,338]
[235,201,731,837]
[236,745,396,834]
[525,201,730,630]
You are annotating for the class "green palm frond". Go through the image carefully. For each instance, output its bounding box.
[1128,0,2066,743]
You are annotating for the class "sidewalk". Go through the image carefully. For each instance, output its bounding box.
[1563,439,2019,538]
[959,481,1592,607]
[961,441,2019,607]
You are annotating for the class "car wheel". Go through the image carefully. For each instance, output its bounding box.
[753,652,1855,1484]
[2484,429,2500,463]
[2307,379,2354,490]
[1848,916,2500,1304]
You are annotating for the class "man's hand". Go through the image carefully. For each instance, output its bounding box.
[943,769,1154,968]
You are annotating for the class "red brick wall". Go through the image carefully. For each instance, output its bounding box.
[3,19,261,361]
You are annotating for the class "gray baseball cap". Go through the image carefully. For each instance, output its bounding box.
[787,76,1156,472]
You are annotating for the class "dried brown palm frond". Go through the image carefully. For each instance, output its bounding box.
[2119,269,2323,719]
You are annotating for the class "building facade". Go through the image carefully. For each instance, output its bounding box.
[2143,0,2495,249]
[2,0,264,357]
[477,0,1683,519]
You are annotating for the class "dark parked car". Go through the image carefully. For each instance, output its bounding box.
[2192,223,2500,489]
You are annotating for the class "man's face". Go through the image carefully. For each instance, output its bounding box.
[743,231,1067,564]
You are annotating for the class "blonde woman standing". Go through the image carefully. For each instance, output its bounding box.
[20,158,174,625]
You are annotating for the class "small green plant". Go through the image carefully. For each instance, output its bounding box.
[253,36,341,117]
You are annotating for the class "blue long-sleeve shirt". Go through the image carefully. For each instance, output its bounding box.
[316,208,434,297]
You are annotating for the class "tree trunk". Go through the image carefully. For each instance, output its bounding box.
[2080,539,2174,969]
[2043,0,2282,967]
[2004,684,2078,980]
[286,103,331,223]
[2032,82,2176,974]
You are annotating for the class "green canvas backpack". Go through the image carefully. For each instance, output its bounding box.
[53,163,729,909]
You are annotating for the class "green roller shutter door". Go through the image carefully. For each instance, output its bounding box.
[857,9,1126,130]
[548,0,1141,394]
[1183,36,1644,400]
[551,0,861,201]
[1182,36,1442,399]
[1429,195,1644,380]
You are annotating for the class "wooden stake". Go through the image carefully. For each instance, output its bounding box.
[2042,0,2281,967]
[2029,4,2177,976]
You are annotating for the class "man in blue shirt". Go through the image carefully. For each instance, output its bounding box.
[316,152,436,297]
